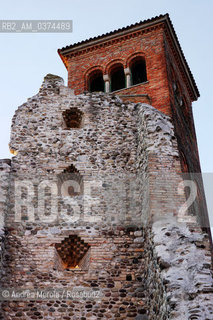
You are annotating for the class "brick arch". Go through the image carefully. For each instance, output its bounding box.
[104,59,125,75]
[84,66,104,91]
[126,52,146,68]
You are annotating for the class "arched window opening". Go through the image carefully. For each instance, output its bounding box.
[88,70,104,92]
[110,65,125,92]
[130,57,147,85]
[62,108,83,129]
[58,165,83,197]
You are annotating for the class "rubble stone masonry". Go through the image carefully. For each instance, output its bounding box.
[0,75,212,319]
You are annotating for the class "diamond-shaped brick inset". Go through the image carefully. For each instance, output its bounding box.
[55,235,90,269]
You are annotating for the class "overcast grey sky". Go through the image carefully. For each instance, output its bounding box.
[0,0,212,228]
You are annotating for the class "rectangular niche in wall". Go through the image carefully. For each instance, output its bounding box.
[62,108,83,129]
[55,235,90,271]
[57,165,84,197]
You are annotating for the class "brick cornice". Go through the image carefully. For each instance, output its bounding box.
[58,15,167,56]
[60,24,163,62]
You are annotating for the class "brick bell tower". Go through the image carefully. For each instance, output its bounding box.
[58,14,210,232]
[58,13,199,113]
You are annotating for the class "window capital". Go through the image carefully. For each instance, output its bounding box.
[103,74,110,82]
[124,67,131,75]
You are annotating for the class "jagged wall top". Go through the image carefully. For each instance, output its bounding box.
[9,74,178,171]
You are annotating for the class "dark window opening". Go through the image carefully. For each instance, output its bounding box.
[62,108,83,129]
[131,58,147,85]
[110,65,125,92]
[57,165,83,197]
[89,71,104,92]
[55,235,90,270]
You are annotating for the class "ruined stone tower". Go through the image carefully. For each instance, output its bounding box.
[0,14,212,320]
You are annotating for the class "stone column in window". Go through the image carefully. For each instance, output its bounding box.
[103,74,110,93]
[124,68,131,88]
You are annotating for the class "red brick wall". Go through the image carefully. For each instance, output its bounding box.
[67,26,174,115]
